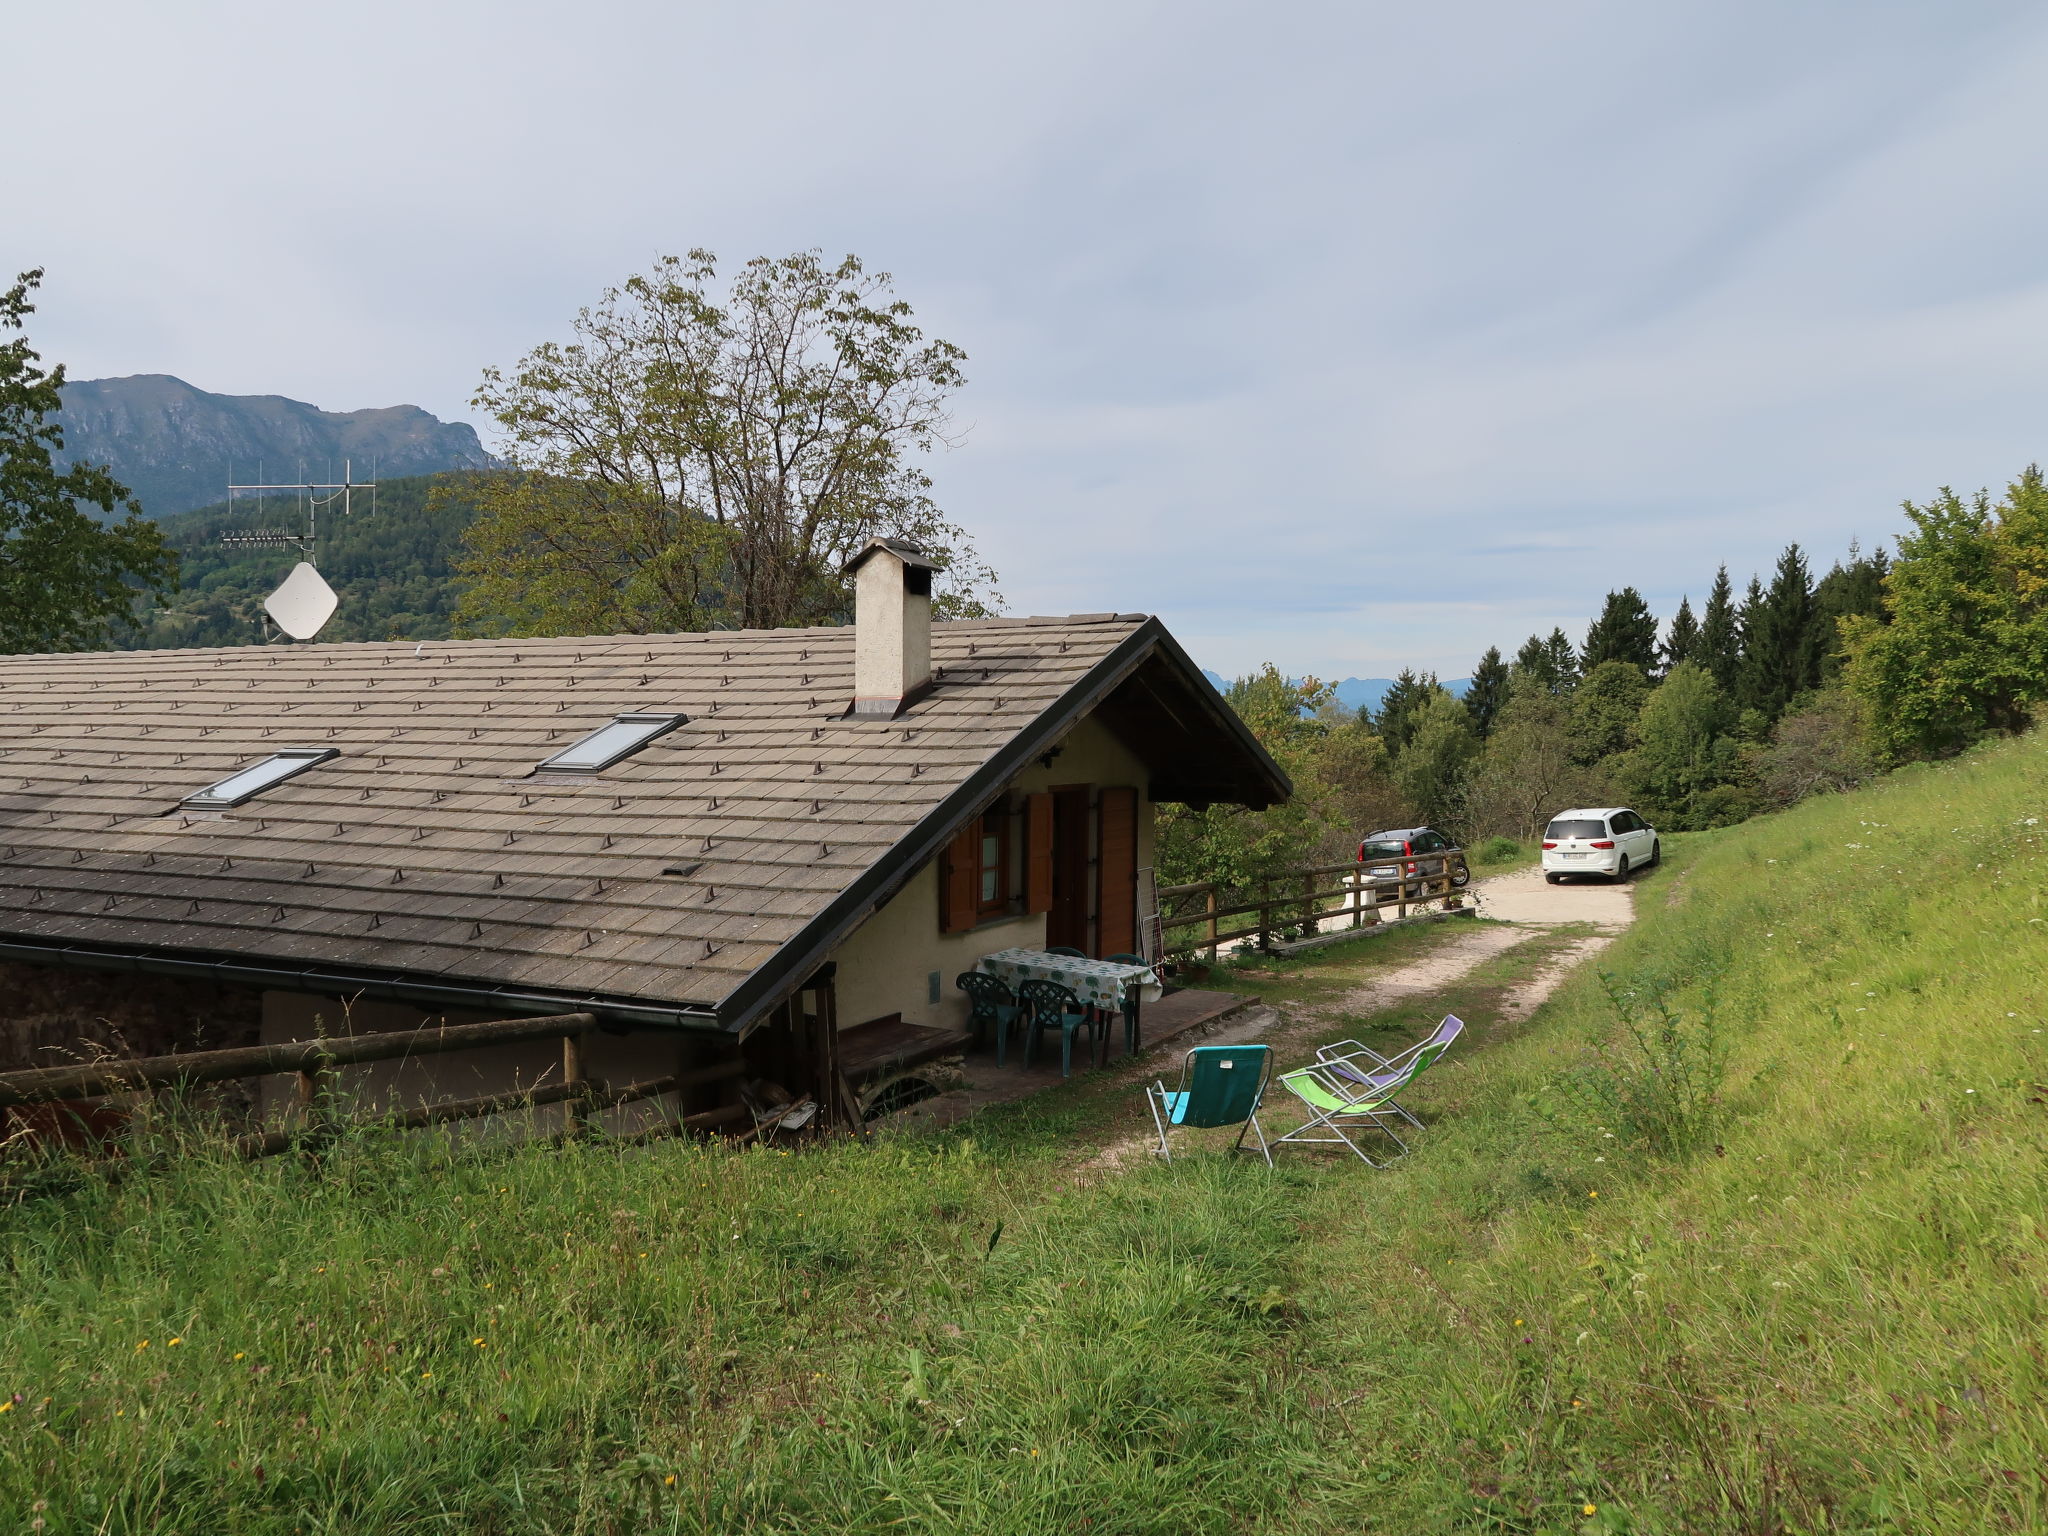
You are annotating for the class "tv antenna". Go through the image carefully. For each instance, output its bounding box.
[221,459,377,640]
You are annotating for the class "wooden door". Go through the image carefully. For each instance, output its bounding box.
[1046,785,1091,952]
[1096,787,1137,957]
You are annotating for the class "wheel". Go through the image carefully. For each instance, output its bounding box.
[1614,854,1630,883]
[1649,839,1662,868]
[1450,862,1470,888]
[1545,872,1563,885]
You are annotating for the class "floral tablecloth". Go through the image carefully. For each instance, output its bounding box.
[975,949,1164,1011]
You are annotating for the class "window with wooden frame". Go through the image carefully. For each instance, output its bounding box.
[976,808,1010,919]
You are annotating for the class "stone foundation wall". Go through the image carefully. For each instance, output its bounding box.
[0,959,263,1075]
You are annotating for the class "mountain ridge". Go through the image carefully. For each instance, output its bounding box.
[54,374,496,520]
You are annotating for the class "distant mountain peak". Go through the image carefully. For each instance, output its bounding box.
[55,375,497,519]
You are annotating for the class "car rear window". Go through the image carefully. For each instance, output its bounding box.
[1359,840,1407,858]
[1546,819,1608,839]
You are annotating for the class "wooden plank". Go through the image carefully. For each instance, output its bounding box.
[1024,792,1053,913]
[1096,787,1137,956]
[0,1012,598,1106]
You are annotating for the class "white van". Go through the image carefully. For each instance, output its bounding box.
[1541,807,1659,884]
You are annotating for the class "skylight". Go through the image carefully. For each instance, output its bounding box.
[182,749,338,810]
[536,713,685,774]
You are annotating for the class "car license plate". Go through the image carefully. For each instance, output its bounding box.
[1563,852,1586,860]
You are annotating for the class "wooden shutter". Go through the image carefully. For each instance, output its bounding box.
[1096,787,1138,957]
[1024,793,1053,914]
[939,824,978,933]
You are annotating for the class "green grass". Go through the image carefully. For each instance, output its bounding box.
[4,735,2047,1531]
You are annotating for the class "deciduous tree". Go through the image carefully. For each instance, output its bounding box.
[452,249,995,638]
[1,270,176,652]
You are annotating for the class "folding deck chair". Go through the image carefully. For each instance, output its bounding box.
[1146,1044,1274,1167]
[1273,1021,1460,1165]
[1314,1014,1464,1130]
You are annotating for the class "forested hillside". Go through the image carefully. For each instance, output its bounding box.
[55,375,494,519]
[120,475,480,649]
[1164,464,2048,893]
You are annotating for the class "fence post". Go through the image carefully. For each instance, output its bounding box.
[1258,878,1272,951]
[1302,871,1318,935]
[1204,887,1219,963]
[562,1030,593,1139]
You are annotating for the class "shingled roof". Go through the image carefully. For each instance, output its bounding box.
[0,615,1286,1033]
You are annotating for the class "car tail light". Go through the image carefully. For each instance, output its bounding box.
[1541,841,1557,849]
[1591,840,1615,849]
[1405,862,1417,875]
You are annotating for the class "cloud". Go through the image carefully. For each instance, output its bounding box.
[6,0,2046,675]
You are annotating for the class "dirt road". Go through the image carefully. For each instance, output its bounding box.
[1469,862,1636,929]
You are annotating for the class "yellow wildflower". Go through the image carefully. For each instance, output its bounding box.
[1583,1504,1597,1515]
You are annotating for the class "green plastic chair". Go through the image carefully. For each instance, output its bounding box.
[1017,978,1098,1077]
[1146,1044,1274,1166]
[955,972,1021,1066]
[1044,946,1086,958]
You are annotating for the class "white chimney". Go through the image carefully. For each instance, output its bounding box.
[846,538,939,718]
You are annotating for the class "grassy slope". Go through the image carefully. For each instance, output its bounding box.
[1300,732,2048,1533]
[1,737,2044,1532]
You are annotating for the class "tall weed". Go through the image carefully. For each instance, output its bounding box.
[1536,969,1729,1161]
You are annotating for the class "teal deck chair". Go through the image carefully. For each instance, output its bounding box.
[1146,1044,1274,1166]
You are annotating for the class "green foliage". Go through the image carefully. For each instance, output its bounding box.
[1511,627,1579,696]
[1616,661,1740,830]
[1535,968,1729,1162]
[1810,542,1889,682]
[120,474,478,648]
[1391,690,1475,832]
[1567,659,1651,766]
[456,249,996,639]
[1745,687,1874,809]
[1580,586,1659,677]
[1849,468,2048,762]
[1472,834,1525,866]
[1462,644,1509,737]
[1157,666,1338,888]
[1737,544,1820,720]
[1659,594,1700,674]
[1368,667,1446,753]
[1698,564,1739,693]
[1464,688,1607,840]
[0,269,176,652]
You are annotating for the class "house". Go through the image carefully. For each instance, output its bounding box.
[0,541,1288,1130]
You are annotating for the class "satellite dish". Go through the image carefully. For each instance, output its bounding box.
[264,561,339,640]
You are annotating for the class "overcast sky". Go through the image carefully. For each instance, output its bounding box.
[9,1,2048,679]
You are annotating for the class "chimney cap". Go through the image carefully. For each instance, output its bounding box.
[843,537,941,577]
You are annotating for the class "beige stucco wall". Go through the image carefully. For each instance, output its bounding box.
[258,991,704,1139]
[829,714,1156,1035]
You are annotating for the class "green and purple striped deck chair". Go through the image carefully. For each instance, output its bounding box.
[1274,1015,1463,1165]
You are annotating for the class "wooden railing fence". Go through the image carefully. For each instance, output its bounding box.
[0,1012,747,1159]
[1157,849,1471,961]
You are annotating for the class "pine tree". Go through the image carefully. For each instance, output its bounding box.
[1373,669,1447,754]
[1734,574,1767,711]
[1699,566,1739,693]
[1509,630,1577,696]
[1661,596,1701,674]
[1581,586,1660,676]
[1541,628,1579,691]
[1744,544,1818,720]
[1463,646,1509,738]
[1811,541,1890,681]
